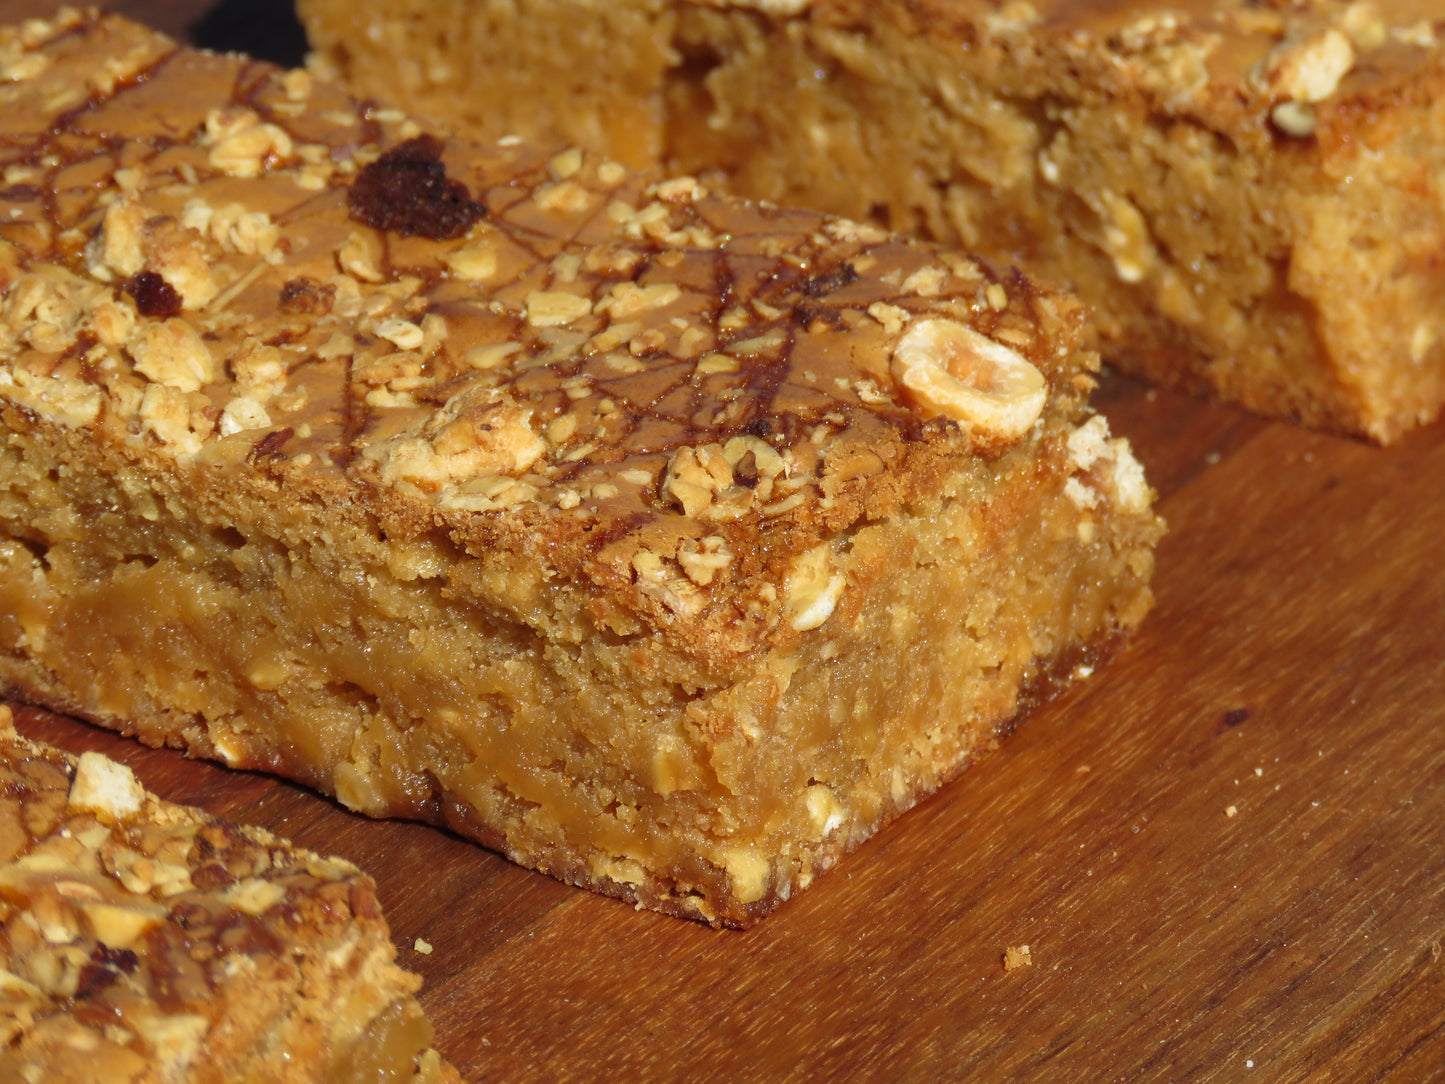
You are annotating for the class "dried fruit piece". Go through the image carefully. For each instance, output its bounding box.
[123,270,182,318]
[347,134,485,240]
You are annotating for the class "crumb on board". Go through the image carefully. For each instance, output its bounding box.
[414,938,434,955]
[1003,944,1032,971]
[1225,805,1239,818]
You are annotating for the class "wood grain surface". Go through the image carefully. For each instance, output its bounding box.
[3,2,1444,1080]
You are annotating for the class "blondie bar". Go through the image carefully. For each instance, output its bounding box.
[0,10,1160,925]
[301,0,1445,441]
[0,707,456,1083]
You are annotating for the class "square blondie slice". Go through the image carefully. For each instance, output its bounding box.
[0,11,1161,926]
[0,708,456,1083]
[300,0,1445,441]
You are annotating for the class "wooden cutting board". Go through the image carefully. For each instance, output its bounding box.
[3,2,1443,1079]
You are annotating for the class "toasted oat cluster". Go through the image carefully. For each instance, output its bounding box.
[0,708,456,1083]
[301,0,1445,441]
[0,11,1160,926]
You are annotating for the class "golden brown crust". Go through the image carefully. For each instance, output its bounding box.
[0,707,457,1083]
[696,0,1443,135]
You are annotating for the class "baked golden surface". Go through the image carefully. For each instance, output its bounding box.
[0,707,456,1083]
[0,10,1160,926]
[301,0,1445,442]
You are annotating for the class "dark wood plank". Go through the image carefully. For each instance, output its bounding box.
[4,2,1445,1080]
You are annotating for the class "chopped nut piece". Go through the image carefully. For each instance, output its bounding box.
[338,230,384,282]
[443,241,499,282]
[803,784,844,838]
[598,281,683,318]
[128,318,218,392]
[1003,944,1033,971]
[374,318,426,351]
[1098,191,1154,284]
[525,290,593,327]
[137,383,201,450]
[86,197,147,281]
[677,535,734,586]
[67,752,145,821]
[78,898,165,948]
[785,543,844,631]
[1261,28,1355,104]
[891,318,1047,445]
[205,110,293,178]
[219,395,272,437]
[722,847,771,906]
[278,276,336,314]
[1270,101,1317,138]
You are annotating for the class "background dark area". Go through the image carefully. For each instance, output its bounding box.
[190,0,307,66]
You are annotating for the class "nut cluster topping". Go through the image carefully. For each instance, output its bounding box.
[1262,26,1355,104]
[1062,414,1152,518]
[0,707,413,1079]
[1055,2,1440,142]
[1259,25,1356,136]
